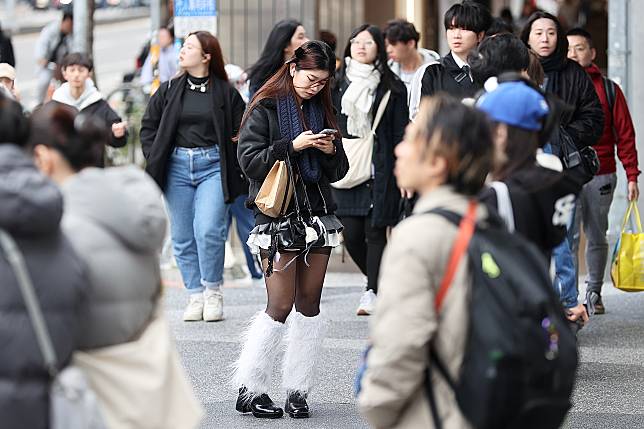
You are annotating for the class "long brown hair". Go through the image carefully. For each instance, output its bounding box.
[189,31,228,81]
[239,40,338,135]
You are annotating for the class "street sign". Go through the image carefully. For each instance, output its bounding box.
[174,0,217,38]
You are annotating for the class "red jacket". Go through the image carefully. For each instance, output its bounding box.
[585,63,640,182]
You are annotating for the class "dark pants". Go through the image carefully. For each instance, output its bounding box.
[340,214,387,294]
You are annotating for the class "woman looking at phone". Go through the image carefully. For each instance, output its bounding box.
[234,41,349,419]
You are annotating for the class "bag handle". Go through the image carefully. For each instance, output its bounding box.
[621,201,643,233]
[434,201,477,312]
[0,229,59,377]
[370,90,391,134]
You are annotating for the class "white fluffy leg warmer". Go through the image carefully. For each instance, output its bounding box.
[232,311,284,397]
[281,311,328,394]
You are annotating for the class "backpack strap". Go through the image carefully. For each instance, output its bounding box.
[603,76,616,113]
[420,200,477,429]
[432,200,478,312]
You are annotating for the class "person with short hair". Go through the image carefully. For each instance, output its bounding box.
[566,27,640,314]
[383,19,439,95]
[52,52,128,149]
[141,26,179,86]
[468,33,530,84]
[419,1,492,98]
[358,94,493,429]
[34,12,73,104]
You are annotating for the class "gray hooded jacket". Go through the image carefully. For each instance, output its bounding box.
[61,166,167,349]
[0,144,88,429]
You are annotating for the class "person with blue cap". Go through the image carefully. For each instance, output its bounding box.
[477,77,589,328]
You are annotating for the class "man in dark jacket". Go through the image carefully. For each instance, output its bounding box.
[417,1,492,105]
[0,93,88,429]
[51,52,128,148]
[567,27,640,314]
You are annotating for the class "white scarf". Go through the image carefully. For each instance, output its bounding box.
[341,57,381,138]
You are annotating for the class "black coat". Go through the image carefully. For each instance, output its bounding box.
[237,98,349,223]
[0,31,14,66]
[332,76,408,228]
[420,52,482,100]
[82,99,127,148]
[140,74,246,203]
[544,58,604,151]
[0,145,88,429]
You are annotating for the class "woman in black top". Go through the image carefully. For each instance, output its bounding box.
[140,31,246,323]
[246,19,309,99]
[332,24,408,315]
[234,41,348,419]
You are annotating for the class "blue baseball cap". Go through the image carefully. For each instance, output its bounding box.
[476,80,549,131]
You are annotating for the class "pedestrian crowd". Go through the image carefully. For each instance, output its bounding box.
[0,0,640,428]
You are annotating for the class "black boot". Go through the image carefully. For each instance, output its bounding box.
[284,390,310,418]
[236,387,283,419]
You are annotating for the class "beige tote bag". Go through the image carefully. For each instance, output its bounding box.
[255,160,294,217]
[72,304,204,429]
[332,90,391,190]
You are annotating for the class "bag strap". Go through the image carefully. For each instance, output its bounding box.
[433,201,477,312]
[603,76,616,113]
[0,229,59,377]
[422,201,477,429]
[622,201,643,233]
[490,181,515,232]
[370,90,391,134]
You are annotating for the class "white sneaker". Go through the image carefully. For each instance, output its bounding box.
[203,289,224,322]
[183,294,204,321]
[356,290,377,316]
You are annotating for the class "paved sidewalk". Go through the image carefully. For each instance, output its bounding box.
[0,4,149,35]
[164,260,644,428]
[164,271,371,429]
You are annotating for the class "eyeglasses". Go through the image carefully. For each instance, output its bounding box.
[350,38,375,48]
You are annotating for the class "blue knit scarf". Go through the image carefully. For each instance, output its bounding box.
[276,94,325,183]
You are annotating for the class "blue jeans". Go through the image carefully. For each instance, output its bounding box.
[227,194,263,279]
[543,143,578,308]
[164,146,229,294]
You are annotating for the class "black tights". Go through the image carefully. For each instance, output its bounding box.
[260,247,332,323]
[340,215,387,294]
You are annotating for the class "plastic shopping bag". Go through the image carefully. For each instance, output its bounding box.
[611,201,644,292]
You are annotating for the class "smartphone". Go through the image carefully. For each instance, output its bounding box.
[319,128,338,135]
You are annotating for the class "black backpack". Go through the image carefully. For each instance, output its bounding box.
[424,203,578,429]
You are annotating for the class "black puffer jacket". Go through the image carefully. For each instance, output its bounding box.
[237,98,349,224]
[332,76,408,227]
[544,58,604,151]
[140,74,247,202]
[0,144,88,429]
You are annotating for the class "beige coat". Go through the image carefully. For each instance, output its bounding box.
[358,186,486,429]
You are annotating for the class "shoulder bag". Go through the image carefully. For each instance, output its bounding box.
[331,90,391,189]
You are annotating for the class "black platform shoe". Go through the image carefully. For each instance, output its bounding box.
[284,390,310,418]
[235,387,283,419]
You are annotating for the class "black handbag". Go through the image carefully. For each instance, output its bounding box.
[558,128,600,186]
[264,153,324,276]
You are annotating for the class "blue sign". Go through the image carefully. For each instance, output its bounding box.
[174,0,217,17]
